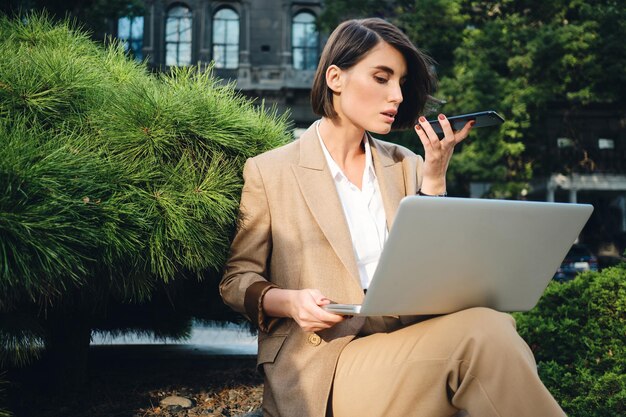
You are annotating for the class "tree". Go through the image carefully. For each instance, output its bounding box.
[0,12,290,393]
[319,0,626,197]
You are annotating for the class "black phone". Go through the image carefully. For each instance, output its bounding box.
[427,110,504,136]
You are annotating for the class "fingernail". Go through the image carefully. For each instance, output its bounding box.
[438,114,445,120]
[415,124,421,130]
[469,120,476,126]
[419,116,426,122]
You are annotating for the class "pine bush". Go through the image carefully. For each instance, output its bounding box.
[0,11,290,386]
[0,374,8,417]
[514,262,626,417]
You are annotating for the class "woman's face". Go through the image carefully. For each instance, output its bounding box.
[332,41,407,135]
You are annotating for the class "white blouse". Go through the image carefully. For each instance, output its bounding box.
[316,121,388,289]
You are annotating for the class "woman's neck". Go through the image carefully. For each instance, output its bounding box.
[318,117,365,168]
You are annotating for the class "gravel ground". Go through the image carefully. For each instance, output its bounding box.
[7,345,263,417]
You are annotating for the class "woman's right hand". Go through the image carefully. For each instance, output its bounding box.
[289,289,345,332]
[263,288,345,333]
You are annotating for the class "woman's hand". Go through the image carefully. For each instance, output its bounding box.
[289,289,345,332]
[414,114,473,195]
[263,288,344,333]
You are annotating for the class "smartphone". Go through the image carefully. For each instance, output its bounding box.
[427,110,504,136]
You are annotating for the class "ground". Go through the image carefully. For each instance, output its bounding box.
[7,345,263,417]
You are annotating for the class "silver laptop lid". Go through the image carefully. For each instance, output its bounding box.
[360,197,593,316]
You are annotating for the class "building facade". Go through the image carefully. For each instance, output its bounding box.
[527,104,626,256]
[112,0,322,129]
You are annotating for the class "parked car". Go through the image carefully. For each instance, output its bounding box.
[554,244,598,281]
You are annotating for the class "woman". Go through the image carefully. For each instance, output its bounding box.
[220,18,565,417]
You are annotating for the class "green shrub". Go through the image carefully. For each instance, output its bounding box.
[514,263,626,417]
[0,12,291,392]
[0,373,8,417]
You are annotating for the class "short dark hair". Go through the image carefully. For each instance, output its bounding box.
[311,18,437,130]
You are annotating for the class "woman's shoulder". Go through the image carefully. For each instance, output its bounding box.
[250,138,301,168]
[251,122,318,168]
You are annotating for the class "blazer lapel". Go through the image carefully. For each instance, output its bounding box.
[369,135,406,230]
[292,125,361,285]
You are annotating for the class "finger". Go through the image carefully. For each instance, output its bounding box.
[414,123,438,152]
[318,298,332,306]
[300,312,343,332]
[437,114,456,144]
[315,305,345,323]
[309,289,329,306]
[454,120,474,144]
[418,116,442,147]
[299,300,343,322]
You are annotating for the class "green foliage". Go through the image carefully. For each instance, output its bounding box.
[514,263,626,416]
[0,373,9,417]
[0,313,43,369]
[320,0,626,197]
[319,0,470,78]
[0,12,290,368]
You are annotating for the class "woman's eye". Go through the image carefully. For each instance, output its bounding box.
[374,76,388,84]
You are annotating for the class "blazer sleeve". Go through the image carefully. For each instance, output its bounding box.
[220,158,281,332]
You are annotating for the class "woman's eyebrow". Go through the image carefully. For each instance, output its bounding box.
[372,65,408,78]
[372,65,395,74]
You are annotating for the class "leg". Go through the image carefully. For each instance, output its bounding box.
[332,307,565,417]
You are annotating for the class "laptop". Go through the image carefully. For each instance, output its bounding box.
[323,197,593,316]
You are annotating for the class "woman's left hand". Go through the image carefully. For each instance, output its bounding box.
[414,114,473,195]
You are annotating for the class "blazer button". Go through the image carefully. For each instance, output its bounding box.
[307,333,321,346]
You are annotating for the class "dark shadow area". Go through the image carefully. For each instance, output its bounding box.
[7,345,261,417]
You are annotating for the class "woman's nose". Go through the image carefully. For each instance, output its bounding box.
[390,83,403,104]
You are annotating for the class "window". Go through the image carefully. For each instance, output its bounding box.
[598,138,614,150]
[212,8,239,69]
[292,12,318,70]
[117,15,144,60]
[165,4,192,66]
[557,137,574,148]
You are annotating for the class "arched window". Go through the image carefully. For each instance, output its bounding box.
[212,8,239,69]
[117,15,144,60]
[292,12,318,70]
[165,4,192,66]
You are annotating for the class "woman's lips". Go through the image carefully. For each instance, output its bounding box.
[381,112,396,123]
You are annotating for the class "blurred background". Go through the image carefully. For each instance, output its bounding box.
[4,0,623,260]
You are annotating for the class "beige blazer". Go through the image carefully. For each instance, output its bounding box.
[220,122,423,417]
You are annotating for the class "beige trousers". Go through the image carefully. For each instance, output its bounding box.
[332,308,566,417]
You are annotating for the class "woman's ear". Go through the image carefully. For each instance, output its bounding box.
[325,65,343,93]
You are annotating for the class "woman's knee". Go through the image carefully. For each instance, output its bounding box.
[458,307,515,327]
[388,308,522,363]
[448,307,517,344]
